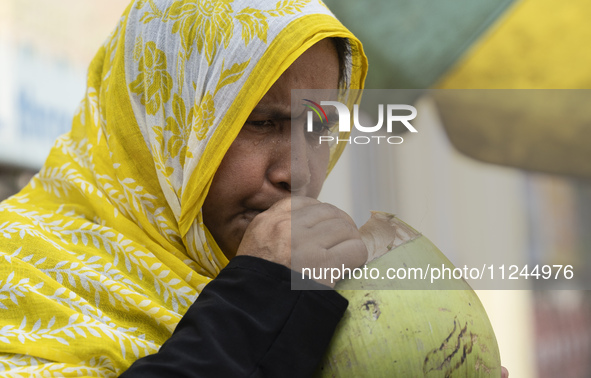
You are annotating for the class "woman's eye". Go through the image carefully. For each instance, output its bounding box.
[310,122,332,135]
[245,120,274,127]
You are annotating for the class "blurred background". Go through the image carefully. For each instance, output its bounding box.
[2,0,591,377]
[320,0,591,377]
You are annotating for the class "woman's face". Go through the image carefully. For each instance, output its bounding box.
[202,39,341,258]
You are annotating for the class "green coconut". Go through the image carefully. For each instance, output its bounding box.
[315,212,501,377]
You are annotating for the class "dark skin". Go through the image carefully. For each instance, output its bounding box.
[201,39,510,378]
[202,39,367,287]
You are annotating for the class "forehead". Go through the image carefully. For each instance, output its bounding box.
[257,39,340,112]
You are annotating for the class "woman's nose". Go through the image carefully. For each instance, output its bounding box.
[267,131,311,196]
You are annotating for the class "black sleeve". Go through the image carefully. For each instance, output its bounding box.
[119,255,348,378]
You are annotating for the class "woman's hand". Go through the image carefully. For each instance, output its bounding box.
[502,366,509,378]
[236,196,367,287]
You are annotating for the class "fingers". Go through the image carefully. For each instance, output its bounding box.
[293,237,367,271]
[267,195,318,212]
[299,217,361,249]
[271,196,355,225]
[501,366,509,378]
[237,195,367,287]
[290,198,367,285]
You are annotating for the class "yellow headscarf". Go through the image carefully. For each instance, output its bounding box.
[0,0,367,375]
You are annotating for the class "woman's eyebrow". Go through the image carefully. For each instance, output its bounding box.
[250,102,340,122]
[249,103,293,119]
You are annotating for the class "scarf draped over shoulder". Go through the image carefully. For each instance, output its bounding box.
[0,0,367,375]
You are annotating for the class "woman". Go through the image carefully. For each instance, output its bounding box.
[0,0,368,376]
